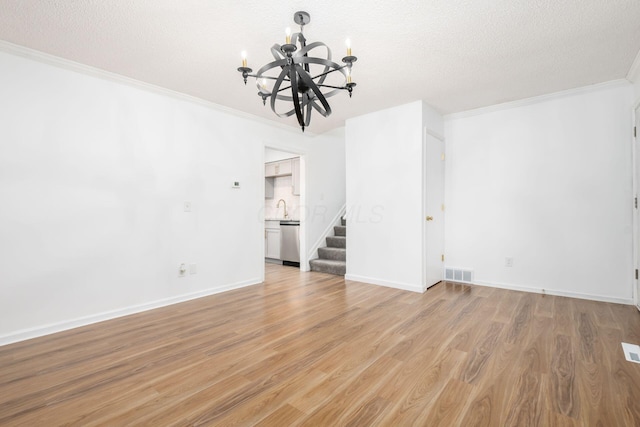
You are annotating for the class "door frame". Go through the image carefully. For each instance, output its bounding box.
[422,126,446,291]
[633,102,640,310]
[260,142,308,283]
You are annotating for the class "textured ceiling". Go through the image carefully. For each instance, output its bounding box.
[0,0,639,134]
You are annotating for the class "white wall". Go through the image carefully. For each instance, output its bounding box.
[0,48,346,344]
[444,82,635,303]
[345,101,426,291]
[303,128,346,261]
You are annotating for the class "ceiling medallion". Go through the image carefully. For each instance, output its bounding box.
[237,11,357,132]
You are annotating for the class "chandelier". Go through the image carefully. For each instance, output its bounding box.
[237,11,357,132]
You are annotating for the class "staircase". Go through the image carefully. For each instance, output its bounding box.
[309,218,346,275]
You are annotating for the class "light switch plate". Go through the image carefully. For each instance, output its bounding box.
[178,263,187,277]
[184,201,191,212]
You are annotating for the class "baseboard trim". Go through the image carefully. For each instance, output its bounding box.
[0,278,262,347]
[471,279,634,305]
[345,274,424,293]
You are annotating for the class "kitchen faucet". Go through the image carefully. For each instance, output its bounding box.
[276,199,289,219]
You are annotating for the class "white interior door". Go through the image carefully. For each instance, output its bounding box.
[424,130,445,289]
[635,105,640,310]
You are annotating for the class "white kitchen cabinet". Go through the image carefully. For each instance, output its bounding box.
[291,157,300,196]
[265,162,277,177]
[265,220,281,259]
[265,159,292,177]
[266,229,281,259]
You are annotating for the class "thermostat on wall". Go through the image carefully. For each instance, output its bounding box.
[232,181,241,188]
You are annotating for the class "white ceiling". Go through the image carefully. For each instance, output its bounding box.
[0,0,639,134]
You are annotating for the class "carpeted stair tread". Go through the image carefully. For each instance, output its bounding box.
[309,218,347,276]
[310,259,346,275]
[326,236,346,249]
[318,247,346,261]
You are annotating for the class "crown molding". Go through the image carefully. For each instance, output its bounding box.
[0,40,314,137]
[444,79,631,121]
[627,47,640,83]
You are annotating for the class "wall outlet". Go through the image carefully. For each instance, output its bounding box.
[189,263,197,274]
[505,257,514,267]
[178,263,187,277]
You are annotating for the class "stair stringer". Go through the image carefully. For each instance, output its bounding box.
[306,204,346,262]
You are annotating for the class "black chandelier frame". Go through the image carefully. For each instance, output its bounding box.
[237,11,357,132]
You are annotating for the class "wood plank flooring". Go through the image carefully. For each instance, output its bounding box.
[1,264,640,426]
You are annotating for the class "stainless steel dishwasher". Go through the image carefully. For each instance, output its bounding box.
[280,220,300,267]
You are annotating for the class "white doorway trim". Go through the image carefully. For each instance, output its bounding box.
[422,126,446,291]
[633,101,640,310]
[260,142,309,283]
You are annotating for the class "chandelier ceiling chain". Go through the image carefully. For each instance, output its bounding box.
[237,11,357,132]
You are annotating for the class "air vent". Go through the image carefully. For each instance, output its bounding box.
[444,267,474,284]
[622,342,640,364]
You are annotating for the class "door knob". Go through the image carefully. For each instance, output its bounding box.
[426,216,433,221]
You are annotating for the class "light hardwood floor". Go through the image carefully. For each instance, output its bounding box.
[1,264,640,426]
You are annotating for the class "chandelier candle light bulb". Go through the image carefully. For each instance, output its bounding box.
[241,50,247,68]
[285,27,292,44]
[345,38,352,56]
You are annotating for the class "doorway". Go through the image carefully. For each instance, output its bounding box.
[635,104,640,310]
[423,128,446,289]
[262,146,307,281]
